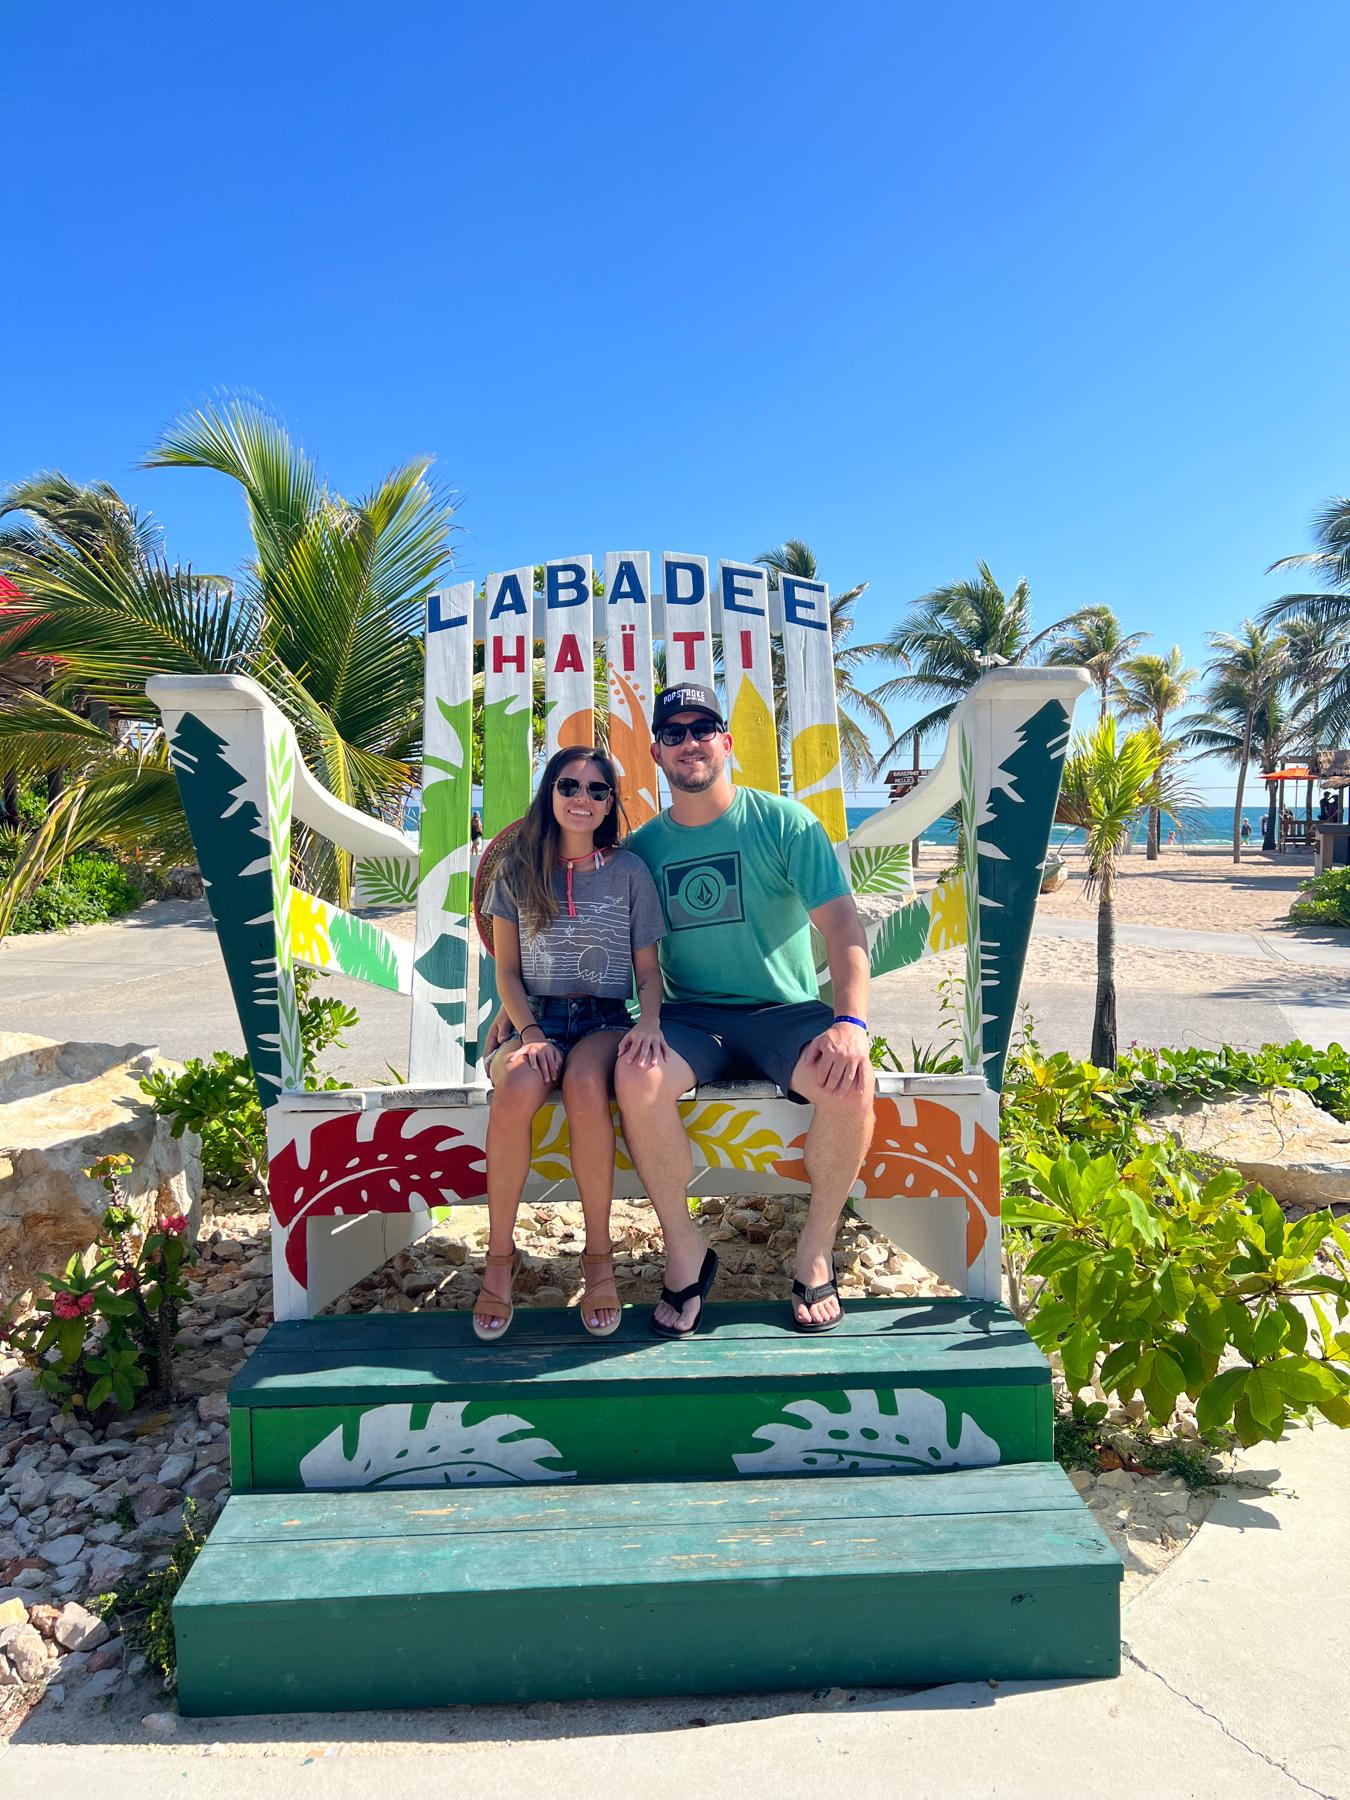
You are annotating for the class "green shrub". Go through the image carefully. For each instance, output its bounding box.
[141,971,358,1186]
[1289,865,1350,927]
[1004,1141,1350,1447]
[3,850,141,933]
[1,1154,196,1416]
[1117,1040,1350,1124]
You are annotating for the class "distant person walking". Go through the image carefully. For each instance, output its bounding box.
[1241,816,1252,843]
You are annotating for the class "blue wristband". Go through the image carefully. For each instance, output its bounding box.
[833,1015,869,1033]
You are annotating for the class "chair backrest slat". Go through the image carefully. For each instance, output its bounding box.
[660,552,715,688]
[779,572,849,860]
[602,551,659,828]
[408,579,475,1083]
[542,556,596,758]
[718,560,780,793]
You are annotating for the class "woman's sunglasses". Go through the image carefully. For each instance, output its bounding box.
[657,720,724,746]
[554,776,613,802]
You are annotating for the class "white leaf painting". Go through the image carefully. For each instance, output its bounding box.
[298,1401,576,1489]
[732,1388,999,1476]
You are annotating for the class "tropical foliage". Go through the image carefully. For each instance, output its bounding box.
[1047,606,1147,720]
[870,560,1090,754]
[0,402,455,927]
[1112,647,1197,860]
[1178,623,1290,861]
[1055,718,1179,1067]
[755,539,893,783]
[1263,496,1350,743]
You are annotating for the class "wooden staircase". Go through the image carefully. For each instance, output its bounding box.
[175,1300,1122,1715]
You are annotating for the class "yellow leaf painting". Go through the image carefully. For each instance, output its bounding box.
[728,677,780,794]
[790,724,847,840]
[289,889,333,966]
[926,877,968,952]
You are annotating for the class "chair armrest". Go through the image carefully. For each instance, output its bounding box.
[147,674,416,864]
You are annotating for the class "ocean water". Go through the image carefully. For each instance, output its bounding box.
[404,796,1260,848]
[844,803,1270,849]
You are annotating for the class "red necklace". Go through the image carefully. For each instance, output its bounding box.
[558,848,604,917]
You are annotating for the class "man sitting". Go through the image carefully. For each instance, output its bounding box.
[616,684,875,1338]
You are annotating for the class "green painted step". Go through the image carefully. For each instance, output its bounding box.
[229,1298,1052,1492]
[175,1463,1122,1715]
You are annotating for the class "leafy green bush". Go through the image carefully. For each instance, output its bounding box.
[3,850,141,933]
[1004,1141,1350,1446]
[1289,865,1350,927]
[1117,1040,1350,1124]
[140,972,358,1186]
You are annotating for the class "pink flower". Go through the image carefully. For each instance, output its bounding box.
[51,1293,82,1320]
[160,1214,188,1237]
[116,1269,139,1292]
[77,1291,97,1314]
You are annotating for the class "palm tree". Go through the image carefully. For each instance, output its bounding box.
[0,400,455,929]
[1262,497,1350,743]
[1047,606,1147,720]
[870,560,1090,754]
[755,539,893,783]
[145,401,454,904]
[1279,616,1350,829]
[1056,719,1177,1067]
[1179,624,1289,861]
[1114,647,1198,858]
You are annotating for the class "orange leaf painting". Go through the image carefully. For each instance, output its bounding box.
[557,703,594,753]
[606,667,658,825]
[773,1095,999,1270]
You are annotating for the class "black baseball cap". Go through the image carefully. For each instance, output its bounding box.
[651,684,726,734]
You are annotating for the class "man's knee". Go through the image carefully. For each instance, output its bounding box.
[614,1055,691,1112]
[800,1069,876,1125]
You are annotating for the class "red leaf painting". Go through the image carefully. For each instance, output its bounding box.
[270,1109,488,1288]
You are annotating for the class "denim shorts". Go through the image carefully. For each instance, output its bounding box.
[520,995,633,1054]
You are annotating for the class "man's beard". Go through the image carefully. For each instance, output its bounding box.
[665,751,724,793]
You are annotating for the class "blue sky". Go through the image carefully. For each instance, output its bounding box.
[5,1,1347,805]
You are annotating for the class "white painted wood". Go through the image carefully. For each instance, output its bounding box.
[780,573,849,856]
[660,552,715,687]
[543,554,595,760]
[602,550,659,826]
[409,581,475,1084]
[717,559,779,793]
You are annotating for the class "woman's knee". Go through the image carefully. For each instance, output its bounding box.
[492,1064,548,1113]
[561,1063,613,1116]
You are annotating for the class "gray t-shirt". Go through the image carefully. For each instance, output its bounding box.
[487,847,665,999]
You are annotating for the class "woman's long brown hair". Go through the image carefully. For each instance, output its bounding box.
[502,745,628,938]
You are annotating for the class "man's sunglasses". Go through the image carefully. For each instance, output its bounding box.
[554,776,613,802]
[657,719,724,747]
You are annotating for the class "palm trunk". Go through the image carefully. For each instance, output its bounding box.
[1091,868,1118,1068]
[2,774,18,833]
[1146,804,1160,861]
[1262,776,1278,853]
[1233,717,1253,863]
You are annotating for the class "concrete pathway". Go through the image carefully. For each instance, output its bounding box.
[3,1425,1345,1797]
[5,901,1349,1075]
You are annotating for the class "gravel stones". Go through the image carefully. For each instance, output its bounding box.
[53,1602,108,1652]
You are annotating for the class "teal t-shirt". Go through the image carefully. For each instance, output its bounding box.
[628,787,850,1007]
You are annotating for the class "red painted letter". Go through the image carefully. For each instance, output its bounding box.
[740,629,754,668]
[672,631,703,672]
[554,633,584,674]
[492,635,527,674]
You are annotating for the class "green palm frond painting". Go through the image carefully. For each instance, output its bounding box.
[849,844,913,895]
[357,857,420,906]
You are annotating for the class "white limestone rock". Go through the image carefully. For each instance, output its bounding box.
[0,1031,202,1299]
[1148,1086,1350,1211]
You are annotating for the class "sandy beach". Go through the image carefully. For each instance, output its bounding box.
[1034,843,1315,933]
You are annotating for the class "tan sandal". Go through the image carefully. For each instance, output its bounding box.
[580,1247,623,1338]
[472,1248,522,1341]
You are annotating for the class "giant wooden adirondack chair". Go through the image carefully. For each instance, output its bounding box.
[149,553,1089,1323]
[153,556,1121,1717]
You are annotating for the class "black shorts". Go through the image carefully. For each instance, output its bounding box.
[658,999,834,1101]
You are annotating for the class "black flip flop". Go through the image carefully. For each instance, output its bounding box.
[791,1255,842,1334]
[650,1247,720,1340]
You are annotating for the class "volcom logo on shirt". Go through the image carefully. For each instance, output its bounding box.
[663,853,744,930]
